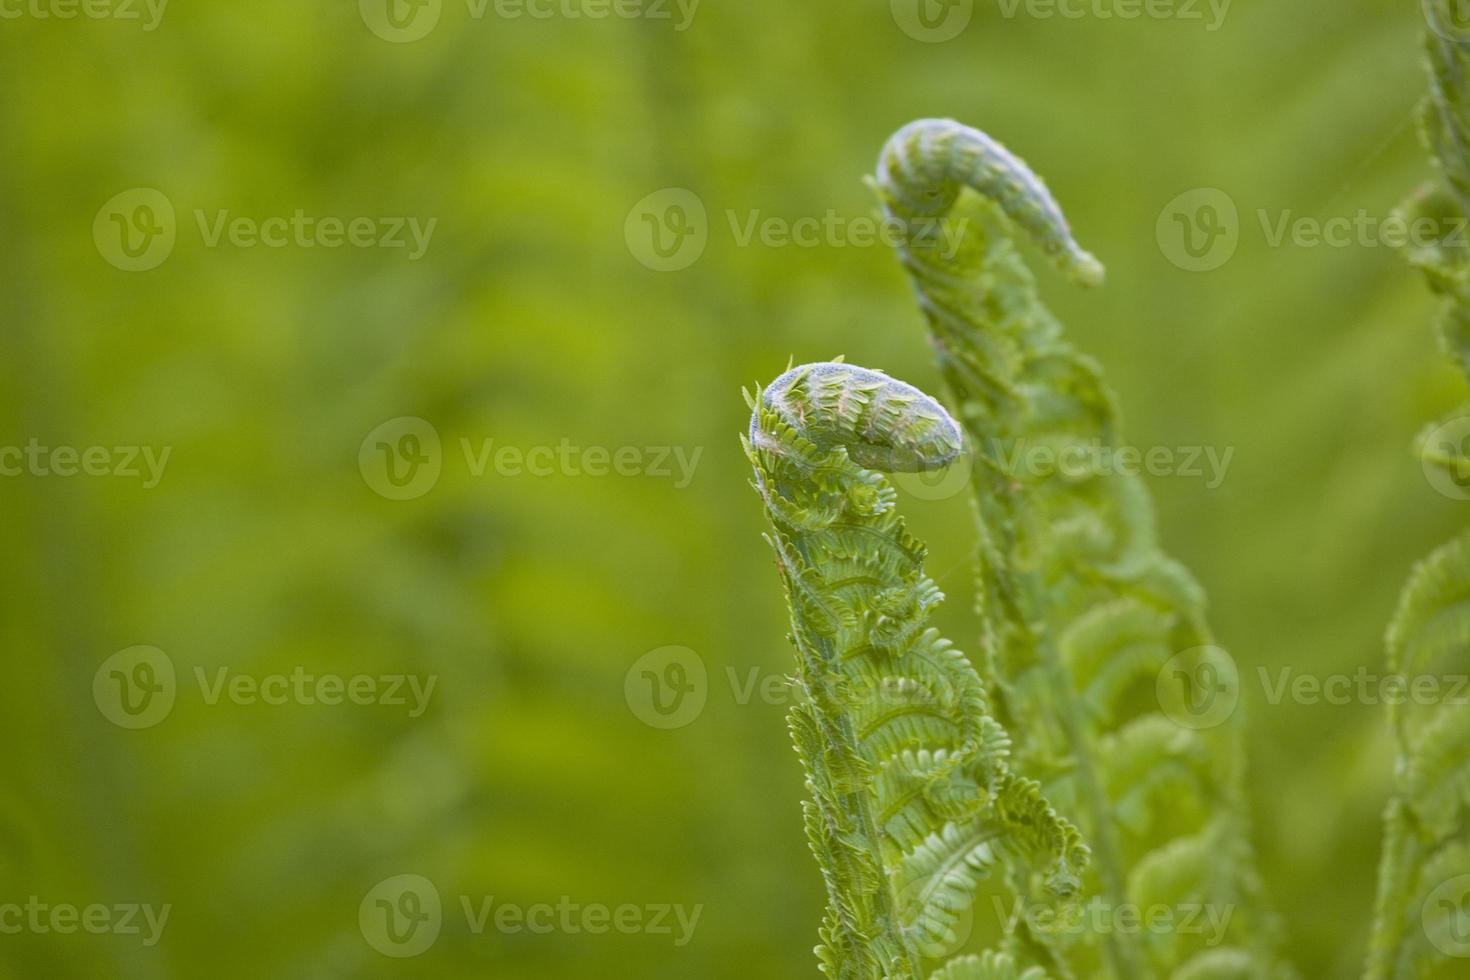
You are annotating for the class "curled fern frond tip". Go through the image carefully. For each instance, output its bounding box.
[877,117,1105,288]
[753,360,963,474]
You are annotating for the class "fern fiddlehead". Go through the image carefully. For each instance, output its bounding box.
[745,360,1088,979]
[871,119,1285,979]
[1365,7,1470,977]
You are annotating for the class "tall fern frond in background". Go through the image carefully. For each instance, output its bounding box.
[871,119,1287,979]
[1366,6,1470,977]
[744,361,1088,979]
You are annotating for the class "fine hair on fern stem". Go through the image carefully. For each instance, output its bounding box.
[872,118,1286,979]
[745,360,1088,980]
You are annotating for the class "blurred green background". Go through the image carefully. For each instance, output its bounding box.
[0,1,1461,977]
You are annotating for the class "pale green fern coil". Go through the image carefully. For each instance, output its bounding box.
[745,360,1088,980]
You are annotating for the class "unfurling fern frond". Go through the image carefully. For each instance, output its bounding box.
[745,361,1088,980]
[1367,12,1470,976]
[872,119,1287,979]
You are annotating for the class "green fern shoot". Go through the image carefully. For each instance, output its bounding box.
[1366,5,1470,977]
[744,360,1089,979]
[871,118,1287,979]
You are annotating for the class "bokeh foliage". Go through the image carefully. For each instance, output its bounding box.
[0,2,1459,978]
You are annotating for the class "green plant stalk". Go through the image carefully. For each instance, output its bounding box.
[745,360,1088,980]
[1365,5,1470,977]
[872,118,1282,979]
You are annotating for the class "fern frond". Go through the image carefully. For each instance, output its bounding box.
[873,119,1287,979]
[748,361,1089,979]
[1366,11,1470,977]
